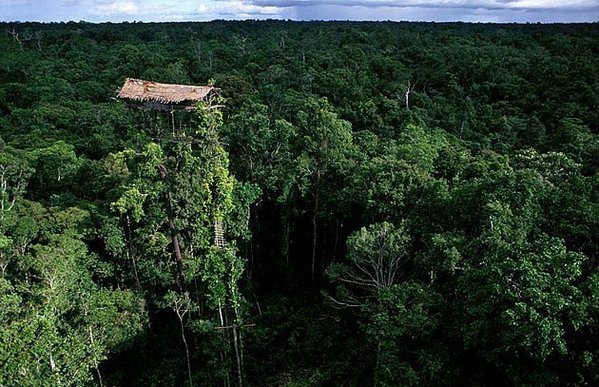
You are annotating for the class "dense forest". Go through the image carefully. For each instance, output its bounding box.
[0,20,597,386]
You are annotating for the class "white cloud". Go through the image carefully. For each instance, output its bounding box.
[195,0,286,19]
[94,1,139,15]
[87,0,182,19]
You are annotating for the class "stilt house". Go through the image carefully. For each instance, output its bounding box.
[117,78,218,111]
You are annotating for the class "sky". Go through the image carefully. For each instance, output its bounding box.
[0,0,598,23]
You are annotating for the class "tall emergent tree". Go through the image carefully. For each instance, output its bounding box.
[106,95,257,386]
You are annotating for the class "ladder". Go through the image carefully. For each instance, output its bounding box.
[214,220,225,248]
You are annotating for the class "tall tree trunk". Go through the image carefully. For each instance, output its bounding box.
[176,310,193,387]
[218,302,231,387]
[166,191,185,290]
[125,214,140,288]
[95,365,104,387]
[89,327,104,387]
[374,341,381,387]
[405,80,412,110]
[249,203,260,279]
[311,177,320,283]
[281,211,290,272]
[238,327,245,380]
[159,164,185,289]
[232,306,245,387]
[232,325,243,387]
[332,220,341,263]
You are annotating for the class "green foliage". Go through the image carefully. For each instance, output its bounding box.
[0,20,597,386]
[28,141,81,195]
[458,231,587,373]
[295,96,353,197]
[364,283,450,386]
[0,209,145,386]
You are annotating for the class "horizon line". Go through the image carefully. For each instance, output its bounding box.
[1,18,597,25]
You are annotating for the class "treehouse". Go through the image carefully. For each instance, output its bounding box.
[116,78,226,250]
[117,78,217,111]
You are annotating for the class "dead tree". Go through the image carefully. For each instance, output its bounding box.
[6,29,23,51]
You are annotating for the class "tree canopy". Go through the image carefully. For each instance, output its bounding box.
[0,20,597,386]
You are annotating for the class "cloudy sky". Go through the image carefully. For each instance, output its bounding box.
[1,0,598,23]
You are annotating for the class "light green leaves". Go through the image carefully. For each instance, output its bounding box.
[111,186,147,222]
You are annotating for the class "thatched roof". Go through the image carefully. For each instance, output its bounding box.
[117,78,216,111]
